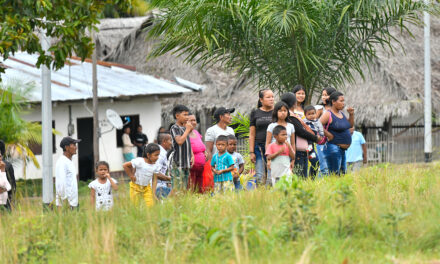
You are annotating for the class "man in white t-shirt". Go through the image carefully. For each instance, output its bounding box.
[205,107,235,160]
[55,136,81,210]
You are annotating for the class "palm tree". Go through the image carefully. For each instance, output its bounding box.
[147,0,436,102]
[0,80,42,177]
[103,0,150,18]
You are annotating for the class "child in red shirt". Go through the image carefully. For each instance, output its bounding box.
[266,125,295,185]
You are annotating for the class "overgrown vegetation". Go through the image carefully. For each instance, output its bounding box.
[1,163,440,263]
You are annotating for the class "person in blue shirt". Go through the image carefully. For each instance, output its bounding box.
[211,135,235,193]
[345,128,367,172]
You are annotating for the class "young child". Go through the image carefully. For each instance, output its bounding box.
[88,161,118,211]
[265,125,295,185]
[227,135,244,190]
[0,154,11,211]
[156,133,173,199]
[304,106,324,138]
[304,105,324,178]
[123,143,162,207]
[169,105,194,193]
[266,101,296,149]
[211,135,235,192]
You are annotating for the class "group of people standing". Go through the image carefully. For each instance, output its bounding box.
[249,86,362,184]
[24,85,367,212]
[121,85,364,208]
[120,105,243,207]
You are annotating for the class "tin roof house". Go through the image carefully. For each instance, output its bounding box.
[1,52,201,180]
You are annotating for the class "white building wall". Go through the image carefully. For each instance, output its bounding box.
[17,96,162,179]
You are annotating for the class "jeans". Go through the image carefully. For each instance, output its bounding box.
[254,143,267,185]
[316,144,329,177]
[323,143,347,175]
[156,186,171,199]
[233,178,242,190]
[294,151,308,178]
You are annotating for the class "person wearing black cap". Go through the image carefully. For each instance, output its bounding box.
[55,136,81,210]
[205,107,235,161]
[0,140,15,211]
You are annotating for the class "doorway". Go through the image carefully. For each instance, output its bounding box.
[77,117,94,181]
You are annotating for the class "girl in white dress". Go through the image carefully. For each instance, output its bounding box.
[89,161,118,211]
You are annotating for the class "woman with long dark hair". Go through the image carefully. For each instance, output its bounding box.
[316,87,337,118]
[320,91,354,175]
[249,89,274,185]
[292,85,307,119]
[281,92,321,178]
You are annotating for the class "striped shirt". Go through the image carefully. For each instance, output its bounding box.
[211,152,234,182]
[170,124,192,169]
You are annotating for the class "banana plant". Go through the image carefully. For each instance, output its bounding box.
[0,80,59,178]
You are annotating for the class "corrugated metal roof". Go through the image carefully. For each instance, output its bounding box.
[0,52,198,102]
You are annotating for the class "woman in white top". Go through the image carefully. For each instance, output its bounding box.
[122,126,135,162]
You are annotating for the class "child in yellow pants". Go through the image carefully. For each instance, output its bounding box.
[123,143,161,207]
[129,182,154,207]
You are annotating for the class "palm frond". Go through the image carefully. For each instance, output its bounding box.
[148,0,436,101]
[231,111,250,138]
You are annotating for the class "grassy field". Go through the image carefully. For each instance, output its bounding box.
[1,162,440,263]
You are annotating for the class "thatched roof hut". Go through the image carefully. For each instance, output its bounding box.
[97,15,439,128]
[344,17,440,126]
[95,16,154,60]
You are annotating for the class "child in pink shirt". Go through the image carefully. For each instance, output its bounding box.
[266,125,295,185]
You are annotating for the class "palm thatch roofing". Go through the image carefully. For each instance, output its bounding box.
[95,16,154,60]
[343,17,440,126]
[96,15,258,126]
[97,14,440,126]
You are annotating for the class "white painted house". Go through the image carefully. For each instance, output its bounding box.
[1,52,202,180]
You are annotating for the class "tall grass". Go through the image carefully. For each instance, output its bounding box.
[1,162,440,263]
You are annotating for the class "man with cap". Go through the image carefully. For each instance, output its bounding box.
[205,107,236,160]
[55,136,81,210]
